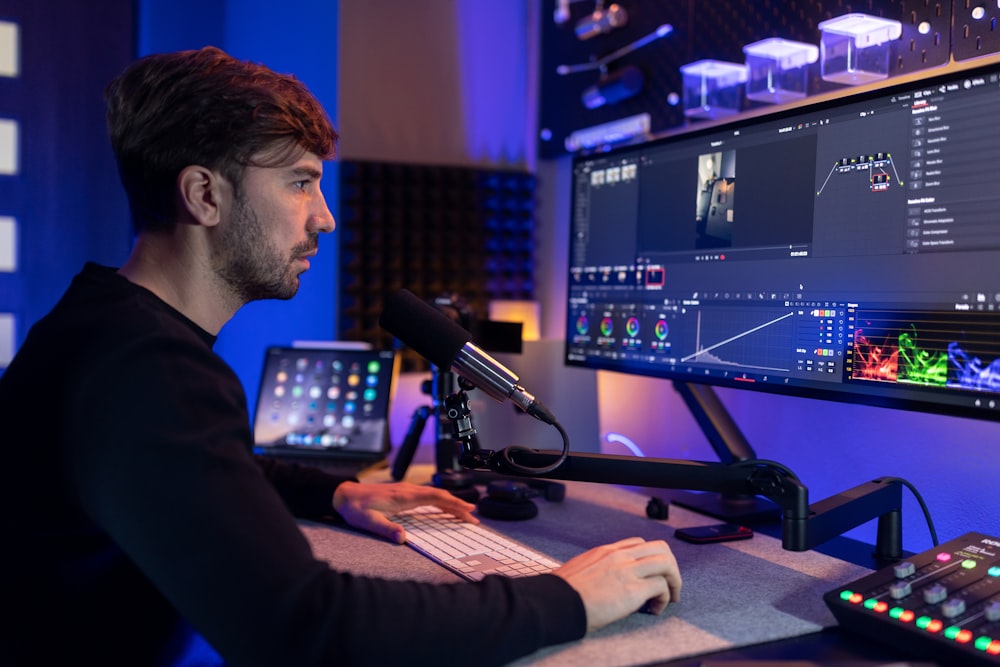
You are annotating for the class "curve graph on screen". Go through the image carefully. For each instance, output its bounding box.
[681,309,795,373]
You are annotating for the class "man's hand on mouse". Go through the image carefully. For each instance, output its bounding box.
[553,536,682,631]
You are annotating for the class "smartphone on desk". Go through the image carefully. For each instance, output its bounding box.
[674,523,753,544]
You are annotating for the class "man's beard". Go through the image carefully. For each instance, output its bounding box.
[213,192,317,304]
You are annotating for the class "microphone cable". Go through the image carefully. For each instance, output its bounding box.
[499,419,571,475]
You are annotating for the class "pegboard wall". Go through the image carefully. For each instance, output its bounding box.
[540,0,1000,158]
[338,161,536,370]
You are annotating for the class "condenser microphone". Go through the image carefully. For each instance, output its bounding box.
[379,289,558,425]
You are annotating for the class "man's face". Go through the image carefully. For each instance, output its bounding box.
[213,152,335,303]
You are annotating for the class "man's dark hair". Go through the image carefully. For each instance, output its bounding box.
[105,46,338,232]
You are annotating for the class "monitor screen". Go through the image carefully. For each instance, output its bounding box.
[564,58,1000,423]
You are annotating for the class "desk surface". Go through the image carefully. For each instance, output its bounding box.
[302,469,880,667]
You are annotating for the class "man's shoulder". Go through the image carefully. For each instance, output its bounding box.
[43,263,210,348]
[6,263,226,405]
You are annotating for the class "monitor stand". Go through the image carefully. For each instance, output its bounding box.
[666,381,781,524]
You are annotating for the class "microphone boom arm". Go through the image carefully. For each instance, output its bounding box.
[449,391,903,563]
[461,446,810,528]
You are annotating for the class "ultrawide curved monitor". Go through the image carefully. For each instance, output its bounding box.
[564,56,1000,423]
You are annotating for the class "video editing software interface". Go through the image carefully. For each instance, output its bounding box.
[566,60,1000,421]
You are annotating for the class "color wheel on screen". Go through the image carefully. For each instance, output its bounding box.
[655,319,669,340]
[625,317,640,337]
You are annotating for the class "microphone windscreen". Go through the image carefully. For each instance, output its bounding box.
[379,289,471,369]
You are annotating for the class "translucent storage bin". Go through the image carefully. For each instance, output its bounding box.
[819,13,901,85]
[743,38,819,104]
[680,59,747,119]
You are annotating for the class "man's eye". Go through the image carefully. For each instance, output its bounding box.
[294,180,309,190]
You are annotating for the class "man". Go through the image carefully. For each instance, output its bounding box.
[0,47,681,666]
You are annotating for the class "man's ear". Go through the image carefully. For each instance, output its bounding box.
[177,165,227,228]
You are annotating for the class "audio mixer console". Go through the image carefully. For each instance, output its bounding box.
[825,532,1000,665]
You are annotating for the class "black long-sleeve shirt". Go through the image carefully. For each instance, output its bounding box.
[0,264,585,666]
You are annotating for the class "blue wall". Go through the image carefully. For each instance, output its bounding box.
[138,0,341,397]
[0,1,134,362]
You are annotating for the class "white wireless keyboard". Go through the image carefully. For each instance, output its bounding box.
[394,505,562,581]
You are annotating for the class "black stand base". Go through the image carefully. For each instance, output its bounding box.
[669,490,781,524]
[432,469,481,503]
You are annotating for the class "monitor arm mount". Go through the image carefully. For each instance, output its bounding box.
[445,389,904,565]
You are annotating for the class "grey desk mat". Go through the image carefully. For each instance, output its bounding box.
[301,480,871,667]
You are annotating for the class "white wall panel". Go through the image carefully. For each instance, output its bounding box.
[0,313,14,367]
[0,216,16,272]
[0,21,18,77]
[0,118,17,175]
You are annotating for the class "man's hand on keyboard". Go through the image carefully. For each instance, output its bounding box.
[553,536,683,632]
[333,481,479,544]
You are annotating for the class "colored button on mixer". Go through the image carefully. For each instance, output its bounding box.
[889,607,916,622]
[841,591,863,604]
[863,598,889,613]
[916,616,943,633]
[936,552,952,563]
